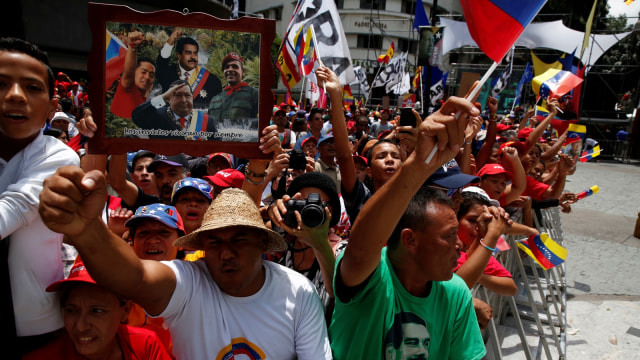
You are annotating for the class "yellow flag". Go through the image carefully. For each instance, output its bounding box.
[377,42,395,64]
[581,0,598,59]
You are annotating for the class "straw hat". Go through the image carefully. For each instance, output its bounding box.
[174,188,286,252]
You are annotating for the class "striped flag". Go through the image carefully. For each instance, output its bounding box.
[377,42,395,64]
[343,85,354,108]
[298,27,318,76]
[565,123,586,145]
[276,41,301,90]
[532,69,583,99]
[460,0,547,62]
[105,30,128,90]
[580,145,601,162]
[517,233,567,270]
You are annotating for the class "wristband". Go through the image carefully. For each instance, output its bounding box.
[464,141,472,145]
[479,239,496,252]
[244,175,266,185]
[244,167,267,178]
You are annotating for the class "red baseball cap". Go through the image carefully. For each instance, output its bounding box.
[205,169,245,189]
[46,258,96,292]
[496,123,513,132]
[518,127,534,140]
[207,153,232,168]
[353,155,368,166]
[499,141,526,156]
[477,163,513,181]
[301,136,318,148]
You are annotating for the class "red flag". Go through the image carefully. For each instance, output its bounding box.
[460,0,546,62]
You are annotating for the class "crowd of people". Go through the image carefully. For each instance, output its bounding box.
[2,36,586,359]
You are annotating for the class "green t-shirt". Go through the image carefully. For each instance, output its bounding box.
[329,247,486,360]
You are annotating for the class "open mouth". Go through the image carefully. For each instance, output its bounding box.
[145,249,163,256]
[5,113,28,120]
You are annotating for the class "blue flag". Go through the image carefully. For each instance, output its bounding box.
[514,62,533,106]
[413,0,430,30]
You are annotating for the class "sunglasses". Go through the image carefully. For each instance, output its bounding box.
[428,185,463,198]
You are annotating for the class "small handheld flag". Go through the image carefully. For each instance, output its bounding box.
[580,146,601,162]
[577,185,599,200]
[532,69,583,99]
[565,123,586,145]
[517,233,567,270]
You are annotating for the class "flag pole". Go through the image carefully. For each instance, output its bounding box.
[367,65,383,108]
[425,60,500,164]
[419,67,424,113]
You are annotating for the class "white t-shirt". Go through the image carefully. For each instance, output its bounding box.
[159,259,332,360]
[0,133,79,336]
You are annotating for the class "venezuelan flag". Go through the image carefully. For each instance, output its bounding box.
[460,0,546,63]
[580,145,601,162]
[532,69,583,99]
[517,233,567,270]
[299,27,317,76]
[343,85,354,108]
[565,123,586,145]
[105,30,128,90]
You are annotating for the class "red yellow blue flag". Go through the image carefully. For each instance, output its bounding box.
[580,145,601,162]
[517,233,567,270]
[460,0,547,63]
[532,69,583,99]
[105,30,128,90]
[565,123,586,145]
[299,27,318,76]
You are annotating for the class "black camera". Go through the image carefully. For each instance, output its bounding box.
[284,193,328,228]
[287,149,307,170]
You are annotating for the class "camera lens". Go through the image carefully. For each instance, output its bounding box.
[300,204,325,228]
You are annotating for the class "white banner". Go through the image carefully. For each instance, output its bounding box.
[352,66,370,99]
[284,0,355,85]
[372,52,408,93]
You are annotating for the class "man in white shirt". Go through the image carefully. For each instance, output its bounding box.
[39,174,332,360]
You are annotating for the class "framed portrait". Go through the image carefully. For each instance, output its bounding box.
[87,3,275,158]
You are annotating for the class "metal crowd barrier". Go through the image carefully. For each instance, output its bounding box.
[479,207,567,360]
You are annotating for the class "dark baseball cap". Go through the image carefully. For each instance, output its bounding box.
[148,154,189,173]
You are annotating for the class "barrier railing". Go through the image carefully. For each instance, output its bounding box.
[480,207,567,360]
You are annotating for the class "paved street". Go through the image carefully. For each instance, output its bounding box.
[560,159,640,359]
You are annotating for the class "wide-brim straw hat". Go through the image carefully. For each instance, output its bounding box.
[174,188,286,252]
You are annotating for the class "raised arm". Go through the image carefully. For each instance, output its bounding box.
[107,154,140,207]
[315,66,357,195]
[499,146,526,204]
[340,97,479,288]
[476,96,498,169]
[120,31,144,90]
[242,125,283,206]
[523,98,558,156]
[542,154,573,199]
[39,166,176,315]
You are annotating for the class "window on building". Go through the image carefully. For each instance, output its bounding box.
[360,0,386,10]
[336,0,344,9]
[357,34,383,49]
[402,0,415,15]
[274,7,282,20]
[397,38,418,54]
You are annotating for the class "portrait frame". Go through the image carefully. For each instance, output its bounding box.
[87,2,275,158]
